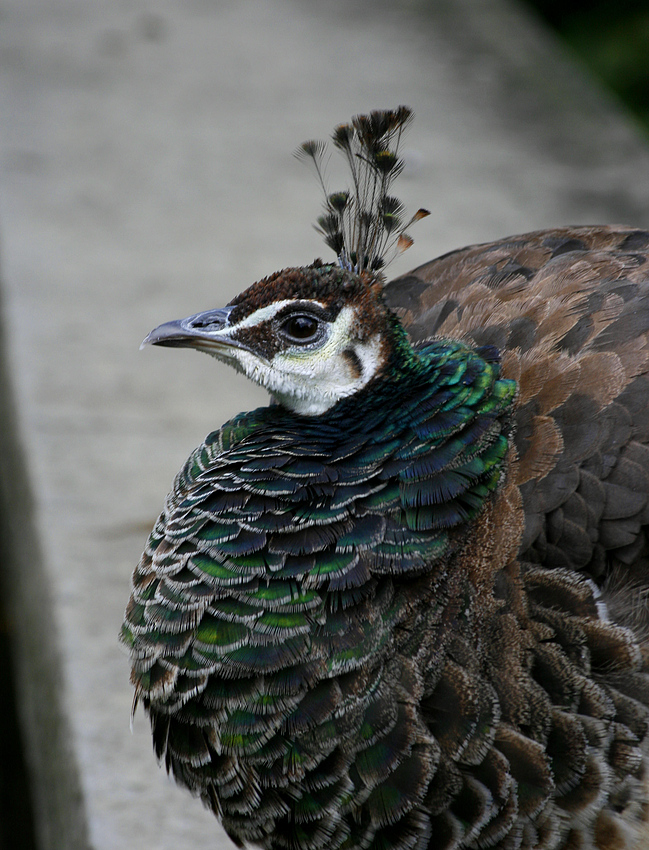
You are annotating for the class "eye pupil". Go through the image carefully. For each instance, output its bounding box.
[283,315,319,341]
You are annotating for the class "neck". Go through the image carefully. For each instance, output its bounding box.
[213,334,517,566]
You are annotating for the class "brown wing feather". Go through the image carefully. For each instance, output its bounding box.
[386,228,649,849]
[384,225,649,590]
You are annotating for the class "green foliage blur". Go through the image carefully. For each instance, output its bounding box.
[526,0,649,135]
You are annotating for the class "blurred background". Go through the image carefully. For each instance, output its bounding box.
[0,1,648,848]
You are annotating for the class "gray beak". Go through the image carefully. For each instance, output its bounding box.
[141,306,236,350]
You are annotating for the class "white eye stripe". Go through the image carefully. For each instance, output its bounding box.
[224,299,326,334]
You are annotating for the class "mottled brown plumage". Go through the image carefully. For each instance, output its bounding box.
[384,224,649,849]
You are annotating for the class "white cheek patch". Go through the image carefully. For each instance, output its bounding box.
[232,306,385,416]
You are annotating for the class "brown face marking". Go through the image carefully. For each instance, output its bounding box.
[224,264,392,361]
[228,265,388,333]
[342,348,364,380]
[229,302,331,361]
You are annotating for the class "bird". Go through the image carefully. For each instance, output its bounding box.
[121,107,649,850]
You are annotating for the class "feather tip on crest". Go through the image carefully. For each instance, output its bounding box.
[297,106,428,276]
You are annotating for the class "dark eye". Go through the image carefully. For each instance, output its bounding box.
[280,314,320,343]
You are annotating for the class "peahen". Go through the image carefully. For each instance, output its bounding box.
[121,108,649,850]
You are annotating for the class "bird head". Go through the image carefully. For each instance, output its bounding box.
[142,106,429,416]
[142,263,409,416]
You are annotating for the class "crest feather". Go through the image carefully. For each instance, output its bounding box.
[296,107,430,274]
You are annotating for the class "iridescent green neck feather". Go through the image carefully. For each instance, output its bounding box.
[122,325,517,847]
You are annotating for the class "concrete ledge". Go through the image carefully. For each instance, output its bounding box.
[0,291,90,848]
[1,0,648,847]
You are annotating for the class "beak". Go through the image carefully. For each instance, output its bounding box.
[141,306,237,351]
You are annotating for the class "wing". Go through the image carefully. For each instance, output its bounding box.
[384,225,649,593]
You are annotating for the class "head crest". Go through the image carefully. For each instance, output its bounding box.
[296,106,429,275]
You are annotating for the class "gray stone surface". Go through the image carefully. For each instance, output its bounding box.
[1,0,648,847]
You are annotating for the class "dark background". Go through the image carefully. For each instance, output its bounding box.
[526,0,649,135]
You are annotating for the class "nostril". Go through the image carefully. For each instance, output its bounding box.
[186,307,233,331]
